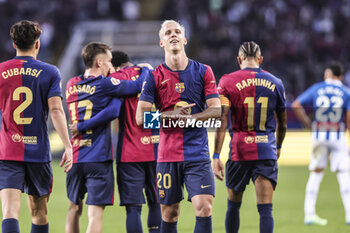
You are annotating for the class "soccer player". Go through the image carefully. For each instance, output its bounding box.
[213,41,287,233]
[0,20,72,233]
[65,42,146,233]
[292,62,350,226]
[136,20,221,233]
[73,50,161,233]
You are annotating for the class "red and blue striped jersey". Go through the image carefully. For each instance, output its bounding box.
[219,67,286,161]
[0,56,62,162]
[139,59,219,162]
[66,72,144,163]
[112,66,158,163]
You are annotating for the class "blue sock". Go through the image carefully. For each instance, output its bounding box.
[257,204,273,233]
[2,218,20,233]
[126,205,143,233]
[31,223,48,233]
[194,216,212,233]
[147,203,161,232]
[161,220,177,233]
[226,200,241,233]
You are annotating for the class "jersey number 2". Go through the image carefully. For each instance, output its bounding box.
[12,87,33,125]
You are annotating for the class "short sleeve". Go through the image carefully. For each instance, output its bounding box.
[275,79,286,112]
[218,75,230,106]
[297,84,317,106]
[139,71,156,104]
[203,65,219,100]
[48,66,63,99]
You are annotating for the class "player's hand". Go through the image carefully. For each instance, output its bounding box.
[137,63,154,70]
[60,146,73,172]
[277,149,281,160]
[69,123,80,137]
[174,103,196,118]
[213,158,224,181]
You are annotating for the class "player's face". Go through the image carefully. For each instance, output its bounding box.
[159,22,187,53]
[98,50,113,77]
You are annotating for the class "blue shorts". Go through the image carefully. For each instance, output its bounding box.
[66,161,114,205]
[226,159,278,192]
[157,160,215,205]
[0,161,52,197]
[117,161,158,206]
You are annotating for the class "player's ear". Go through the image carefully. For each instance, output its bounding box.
[35,40,40,50]
[258,56,263,65]
[159,39,164,48]
[95,58,102,68]
[183,37,187,45]
[236,56,242,65]
[12,42,17,50]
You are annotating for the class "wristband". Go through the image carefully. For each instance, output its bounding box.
[213,153,220,159]
[276,145,282,149]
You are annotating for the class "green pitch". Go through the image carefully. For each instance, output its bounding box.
[1,162,349,233]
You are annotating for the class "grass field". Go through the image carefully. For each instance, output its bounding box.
[1,131,350,232]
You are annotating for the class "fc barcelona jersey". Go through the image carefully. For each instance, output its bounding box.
[139,59,219,162]
[218,67,286,161]
[0,56,62,162]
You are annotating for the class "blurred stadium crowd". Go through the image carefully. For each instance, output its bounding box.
[1,0,350,102]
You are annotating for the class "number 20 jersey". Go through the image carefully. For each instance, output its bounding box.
[0,56,62,162]
[218,67,286,161]
[297,79,350,142]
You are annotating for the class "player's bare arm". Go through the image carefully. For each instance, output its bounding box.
[191,97,221,121]
[291,100,312,129]
[275,110,287,159]
[346,110,350,133]
[48,96,73,172]
[136,100,153,125]
[213,105,230,181]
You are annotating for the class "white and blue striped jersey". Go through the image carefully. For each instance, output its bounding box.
[297,79,350,142]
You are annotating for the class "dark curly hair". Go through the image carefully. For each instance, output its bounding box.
[327,61,344,77]
[111,50,130,68]
[10,20,42,51]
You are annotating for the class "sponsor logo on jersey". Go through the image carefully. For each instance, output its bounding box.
[141,136,159,144]
[159,190,165,198]
[11,134,37,144]
[175,82,185,93]
[244,135,268,144]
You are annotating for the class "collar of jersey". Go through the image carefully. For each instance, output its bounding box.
[14,56,35,60]
[163,59,192,73]
[243,67,262,72]
[325,78,342,86]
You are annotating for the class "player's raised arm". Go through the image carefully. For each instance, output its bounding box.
[72,97,123,134]
[48,96,73,172]
[106,67,149,96]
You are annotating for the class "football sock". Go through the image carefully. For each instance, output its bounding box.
[225,200,241,233]
[147,203,161,232]
[304,171,324,218]
[194,216,212,233]
[336,171,350,221]
[2,218,20,233]
[160,220,177,233]
[126,205,143,233]
[257,203,273,233]
[31,223,48,233]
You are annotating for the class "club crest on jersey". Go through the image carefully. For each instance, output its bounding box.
[175,83,185,93]
[110,77,120,85]
[159,190,165,198]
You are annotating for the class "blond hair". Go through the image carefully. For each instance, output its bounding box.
[158,20,186,39]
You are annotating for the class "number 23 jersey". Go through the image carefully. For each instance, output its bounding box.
[0,56,62,162]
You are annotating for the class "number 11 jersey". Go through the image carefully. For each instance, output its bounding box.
[218,67,286,161]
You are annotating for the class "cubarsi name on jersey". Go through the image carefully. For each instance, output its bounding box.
[162,118,221,128]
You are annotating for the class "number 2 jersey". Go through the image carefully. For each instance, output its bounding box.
[297,79,350,142]
[219,67,286,161]
[139,59,219,162]
[0,56,62,162]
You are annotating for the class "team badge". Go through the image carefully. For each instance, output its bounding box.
[110,77,120,85]
[159,190,165,198]
[175,83,185,93]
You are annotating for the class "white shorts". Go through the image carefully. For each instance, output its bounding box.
[309,140,350,172]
